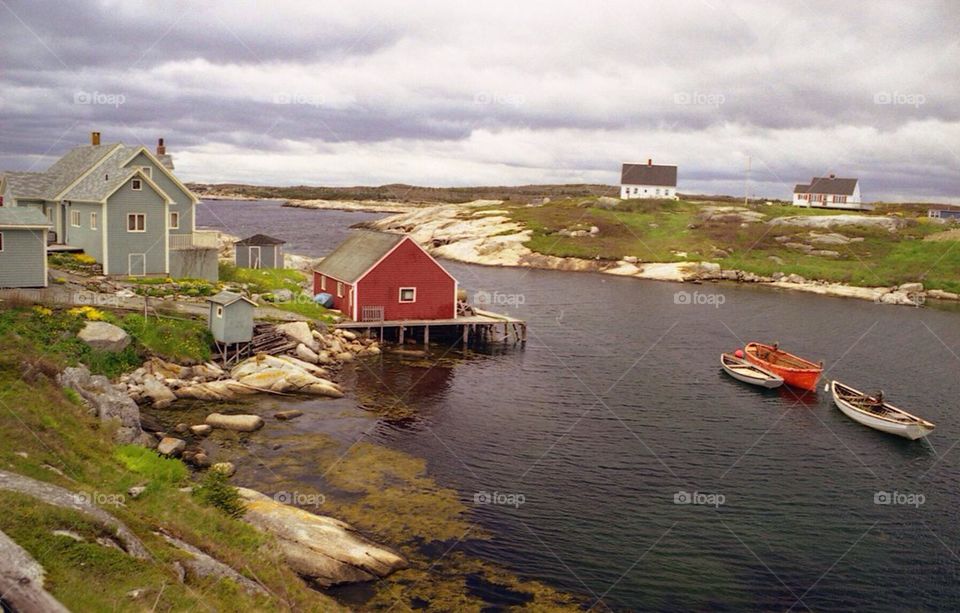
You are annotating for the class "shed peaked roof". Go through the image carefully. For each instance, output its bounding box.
[207,291,256,307]
[314,231,407,284]
[236,234,286,246]
[794,176,858,196]
[620,162,677,187]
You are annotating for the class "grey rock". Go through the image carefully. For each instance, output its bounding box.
[157,437,186,457]
[57,366,147,445]
[78,321,131,352]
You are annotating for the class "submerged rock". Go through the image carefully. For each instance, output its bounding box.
[235,488,407,587]
[205,413,264,432]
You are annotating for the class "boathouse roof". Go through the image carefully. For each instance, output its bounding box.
[313,230,406,284]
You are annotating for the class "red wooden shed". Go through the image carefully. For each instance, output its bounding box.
[312,231,458,322]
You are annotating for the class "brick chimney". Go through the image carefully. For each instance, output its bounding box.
[647,158,652,166]
[91,131,101,146]
[156,138,166,156]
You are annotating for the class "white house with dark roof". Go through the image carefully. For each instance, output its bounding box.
[0,132,219,279]
[793,174,869,210]
[620,160,678,200]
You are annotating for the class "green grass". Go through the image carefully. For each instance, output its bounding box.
[0,336,345,611]
[118,313,212,364]
[508,197,960,291]
[115,445,189,485]
[219,263,335,322]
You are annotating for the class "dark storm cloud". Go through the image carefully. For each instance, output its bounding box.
[0,0,958,199]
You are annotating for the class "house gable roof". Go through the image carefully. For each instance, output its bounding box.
[620,162,678,187]
[236,234,286,246]
[313,231,407,284]
[119,146,199,204]
[0,207,52,227]
[794,177,858,196]
[207,290,256,307]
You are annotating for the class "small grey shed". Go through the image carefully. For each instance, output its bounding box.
[206,291,256,344]
[0,207,51,288]
[235,234,286,269]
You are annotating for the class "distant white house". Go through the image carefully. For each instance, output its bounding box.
[928,207,960,221]
[793,175,870,210]
[620,160,678,200]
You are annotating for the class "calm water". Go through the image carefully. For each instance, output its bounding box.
[199,200,960,611]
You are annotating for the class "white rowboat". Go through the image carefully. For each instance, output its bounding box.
[721,353,784,389]
[830,381,935,440]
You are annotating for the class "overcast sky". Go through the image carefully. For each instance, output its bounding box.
[1,0,957,201]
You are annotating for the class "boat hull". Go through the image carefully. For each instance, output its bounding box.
[744,343,822,392]
[721,354,784,388]
[831,382,935,440]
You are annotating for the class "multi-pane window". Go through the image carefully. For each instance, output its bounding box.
[127,213,145,232]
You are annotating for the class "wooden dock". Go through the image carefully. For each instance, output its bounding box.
[334,308,527,347]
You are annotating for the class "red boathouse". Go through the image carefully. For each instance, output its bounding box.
[312,231,458,322]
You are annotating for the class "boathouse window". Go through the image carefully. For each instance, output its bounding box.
[337,282,344,298]
[399,287,416,303]
[320,276,326,291]
[132,179,142,191]
[127,213,146,232]
[216,306,223,318]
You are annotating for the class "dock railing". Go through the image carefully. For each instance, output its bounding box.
[169,231,220,250]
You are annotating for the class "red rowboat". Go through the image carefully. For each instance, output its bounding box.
[744,342,823,392]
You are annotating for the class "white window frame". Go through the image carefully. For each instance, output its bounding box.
[337,281,344,298]
[127,213,146,233]
[169,211,180,229]
[90,212,98,230]
[0,232,4,252]
[71,210,81,227]
[320,276,327,291]
[139,166,152,178]
[216,306,223,318]
[131,178,142,191]
[399,287,417,303]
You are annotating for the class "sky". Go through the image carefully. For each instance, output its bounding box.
[1,0,958,202]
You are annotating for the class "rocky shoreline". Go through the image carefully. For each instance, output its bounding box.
[282,198,426,214]
[362,201,959,307]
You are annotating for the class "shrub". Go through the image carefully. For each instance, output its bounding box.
[193,470,246,518]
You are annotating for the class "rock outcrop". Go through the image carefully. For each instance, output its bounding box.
[158,532,268,596]
[768,214,907,232]
[58,366,150,446]
[236,488,407,587]
[0,528,70,613]
[0,470,151,560]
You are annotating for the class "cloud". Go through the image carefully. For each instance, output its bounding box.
[0,0,958,200]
